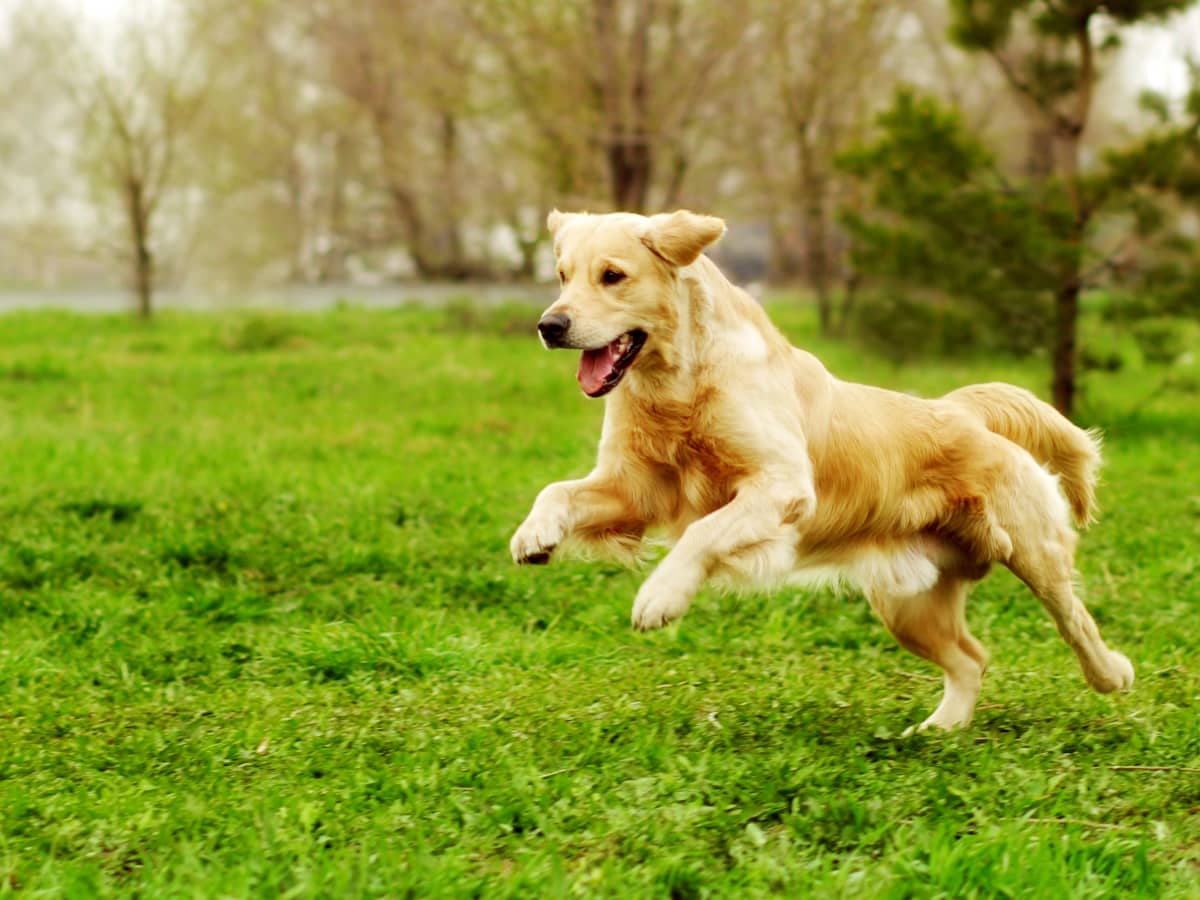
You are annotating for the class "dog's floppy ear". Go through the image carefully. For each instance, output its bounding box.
[641,210,726,267]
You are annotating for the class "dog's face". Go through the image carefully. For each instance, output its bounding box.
[538,210,725,397]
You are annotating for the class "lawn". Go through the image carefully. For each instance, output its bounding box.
[0,302,1197,897]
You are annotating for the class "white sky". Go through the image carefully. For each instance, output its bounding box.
[80,0,129,14]
[1125,8,1200,98]
[60,0,131,27]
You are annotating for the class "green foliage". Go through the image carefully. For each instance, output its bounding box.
[839,91,1061,355]
[951,0,1194,50]
[220,315,306,352]
[839,80,1196,360]
[1103,126,1200,198]
[842,0,1200,409]
[59,499,143,523]
[948,0,1019,49]
[0,305,1198,894]
[844,289,986,364]
[1129,317,1193,364]
[1104,0,1199,21]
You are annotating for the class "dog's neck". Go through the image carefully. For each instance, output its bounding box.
[617,255,754,408]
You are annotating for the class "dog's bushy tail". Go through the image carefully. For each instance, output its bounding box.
[947,383,1102,526]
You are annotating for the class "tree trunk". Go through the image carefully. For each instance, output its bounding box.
[386,183,435,278]
[662,145,689,209]
[1052,275,1079,417]
[368,103,440,279]
[798,141,833,334]
[1048,18,1096,420]
[285,150,307,282]
[803,196,832,334]
[608,139,653,212]
[837,269,860,336]
[594,0,653,213]
[319,134,349,282]
[1025,122,1055,181]
[767,216,802,282]
[438,111,467,278]
[125,175,154,319]
[514,235,540,279]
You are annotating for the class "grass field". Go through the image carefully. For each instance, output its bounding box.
[0,302,1197,897]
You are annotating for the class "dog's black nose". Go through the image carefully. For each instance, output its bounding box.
[537,313,570,345]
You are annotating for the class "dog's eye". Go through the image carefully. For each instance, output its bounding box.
[558,270,566,285]
[602,269,625,285]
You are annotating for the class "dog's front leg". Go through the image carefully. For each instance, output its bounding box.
[511,473,638,565]
[631,480,815,630]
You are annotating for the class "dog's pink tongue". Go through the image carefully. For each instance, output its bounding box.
[578,340,622,395]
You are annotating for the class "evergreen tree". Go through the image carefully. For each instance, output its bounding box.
[841,0,1198,417]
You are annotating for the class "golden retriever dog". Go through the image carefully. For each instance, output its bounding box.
[510,209,1133,733]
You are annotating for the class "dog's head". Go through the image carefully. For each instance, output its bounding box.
[537,209,726,398]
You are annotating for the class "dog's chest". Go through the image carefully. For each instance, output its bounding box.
[616,402,745,528]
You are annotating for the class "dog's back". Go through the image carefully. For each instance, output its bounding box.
[946,383,1101,526]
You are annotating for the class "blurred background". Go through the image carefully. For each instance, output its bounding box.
[0,0,1197,415]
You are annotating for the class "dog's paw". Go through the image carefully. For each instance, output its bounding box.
[510,516,564,566]
[902,713,970,738]
[630,576,692,631]
[1111,652,1135,692]
[1088,650,1135,694]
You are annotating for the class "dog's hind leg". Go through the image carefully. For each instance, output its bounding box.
[1000,462,1133,694]
[870,573,989,734]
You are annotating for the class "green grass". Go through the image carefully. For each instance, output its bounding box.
[0,302,1197,897]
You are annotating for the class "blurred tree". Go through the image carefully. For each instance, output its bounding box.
[0,2,80,286]
[187,0,356,284]
[24,0,216,317]
[1100,67,1200,355]
[472,0,754,213]
[87,41,208,317]
[2,0,1198,306]
[737,0,905,334]
[313,1,484,279]
[841,0,1198,416]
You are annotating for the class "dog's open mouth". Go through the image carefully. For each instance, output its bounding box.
[577,330,647,398]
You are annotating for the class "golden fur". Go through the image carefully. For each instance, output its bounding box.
[512,209,1133,732]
